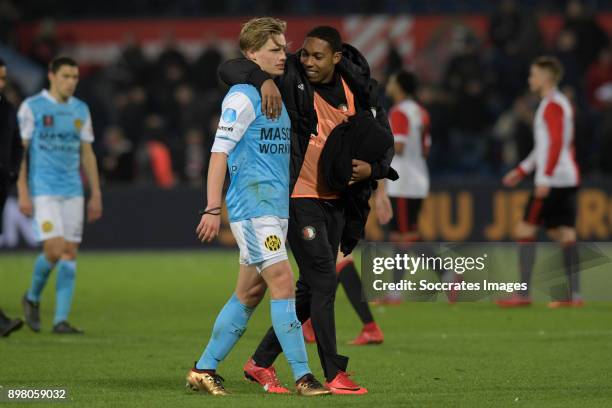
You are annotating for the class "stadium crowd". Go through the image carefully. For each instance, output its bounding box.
[0,0,610,187]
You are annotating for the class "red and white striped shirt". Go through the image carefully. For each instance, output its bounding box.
[518,89,580,187]
[386,99,431,198]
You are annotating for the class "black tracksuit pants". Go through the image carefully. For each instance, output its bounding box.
[0,180,8,233]
[252,197,349,381]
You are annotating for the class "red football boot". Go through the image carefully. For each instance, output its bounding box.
[349,322,384,345]
[325,371,368,395]
[370,294,403,306]
[548,299,585,308]
[495,294,532,308]
[302,318,316,343]
[243,358,290,394]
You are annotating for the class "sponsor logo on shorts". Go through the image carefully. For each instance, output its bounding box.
[302,226,316,241]
[42,221,54,233]
[264,235,282,251]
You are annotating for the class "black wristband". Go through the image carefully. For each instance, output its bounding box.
[199,207,222,216]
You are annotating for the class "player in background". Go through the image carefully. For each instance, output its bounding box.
[497,56,582,308]
[301,182,390,345]
[385,70,430,245]
[0,58,24,337]
[186,18,329,397]
[374,70,444,304]
[17,56,103,334]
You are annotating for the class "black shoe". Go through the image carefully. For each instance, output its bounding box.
[22,294,41,332]
[52,321,84,334]
[0,310,24,337]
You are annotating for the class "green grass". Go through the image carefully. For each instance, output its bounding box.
[1,251,611,407]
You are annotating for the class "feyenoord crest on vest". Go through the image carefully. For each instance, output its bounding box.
[302,226,316,240]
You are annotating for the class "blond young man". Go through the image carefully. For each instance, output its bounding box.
[185,18,329,396]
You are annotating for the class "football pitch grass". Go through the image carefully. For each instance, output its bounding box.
[1,250,611,407]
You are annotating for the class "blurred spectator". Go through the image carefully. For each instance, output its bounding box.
[563,0,609,72]
[511,92,537,161]
[384,40,404,82]
[443,32,491,131]
[443,32,492,173]
[117,85,148,147]
[554,30,583,96]
[487,5,544,112]
[488,0,522,52]
[586,47,612,111]
[191,33,223,92]
[116,32,150,87]
[140,114,176,188]
[598,103,612,174]
[168,83,202,133]
[101,126,134,183]
[156,31,188,73]
[180,128,206,185]
[0,0,20,46]
[151,61,187,117]
[27,19,58,68]
[417,84,453,176]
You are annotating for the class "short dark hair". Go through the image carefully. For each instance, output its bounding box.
[0,58,5,67]
[394,70,418,96]
[306,26,342,53]
[532,56,564,83]
[49,56,78,73]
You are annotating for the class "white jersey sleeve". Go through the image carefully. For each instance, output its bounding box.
[211,92,256,155]
[80,107,95,143]
[17,102,35,141]
[518,149,536,175]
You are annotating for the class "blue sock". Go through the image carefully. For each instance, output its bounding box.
[54,260,77,325]
[27,254,55,303]
[196,293,254,370]
[271,299,310,381]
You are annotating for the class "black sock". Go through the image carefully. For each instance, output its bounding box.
[392,241,414,283]
[518,239,536,297]
[0,309,9,325]
[338,261,374,325]
[562,242,580,299]
[192,363,215,375]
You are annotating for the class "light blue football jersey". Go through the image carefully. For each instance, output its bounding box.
[211,84,291,222]
[17,90,94,197]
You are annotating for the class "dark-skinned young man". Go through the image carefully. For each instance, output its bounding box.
[218,26,396,395]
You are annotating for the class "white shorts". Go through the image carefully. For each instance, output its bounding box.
[33,196,84,243]
[230,216,288,272]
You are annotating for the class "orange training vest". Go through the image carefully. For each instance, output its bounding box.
[292,77,356,199]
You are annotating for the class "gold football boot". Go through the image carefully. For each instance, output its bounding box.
[186,368,229,396]
[295,374,332,396]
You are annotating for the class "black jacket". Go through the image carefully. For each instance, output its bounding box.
[218,44,396,253]
[321,111,398,192]
[0,95,22,187]
[218,44,395,189]
[319,111,399,254]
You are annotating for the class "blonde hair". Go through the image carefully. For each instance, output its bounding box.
[239,17,286,53]
[532,56,565,83]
